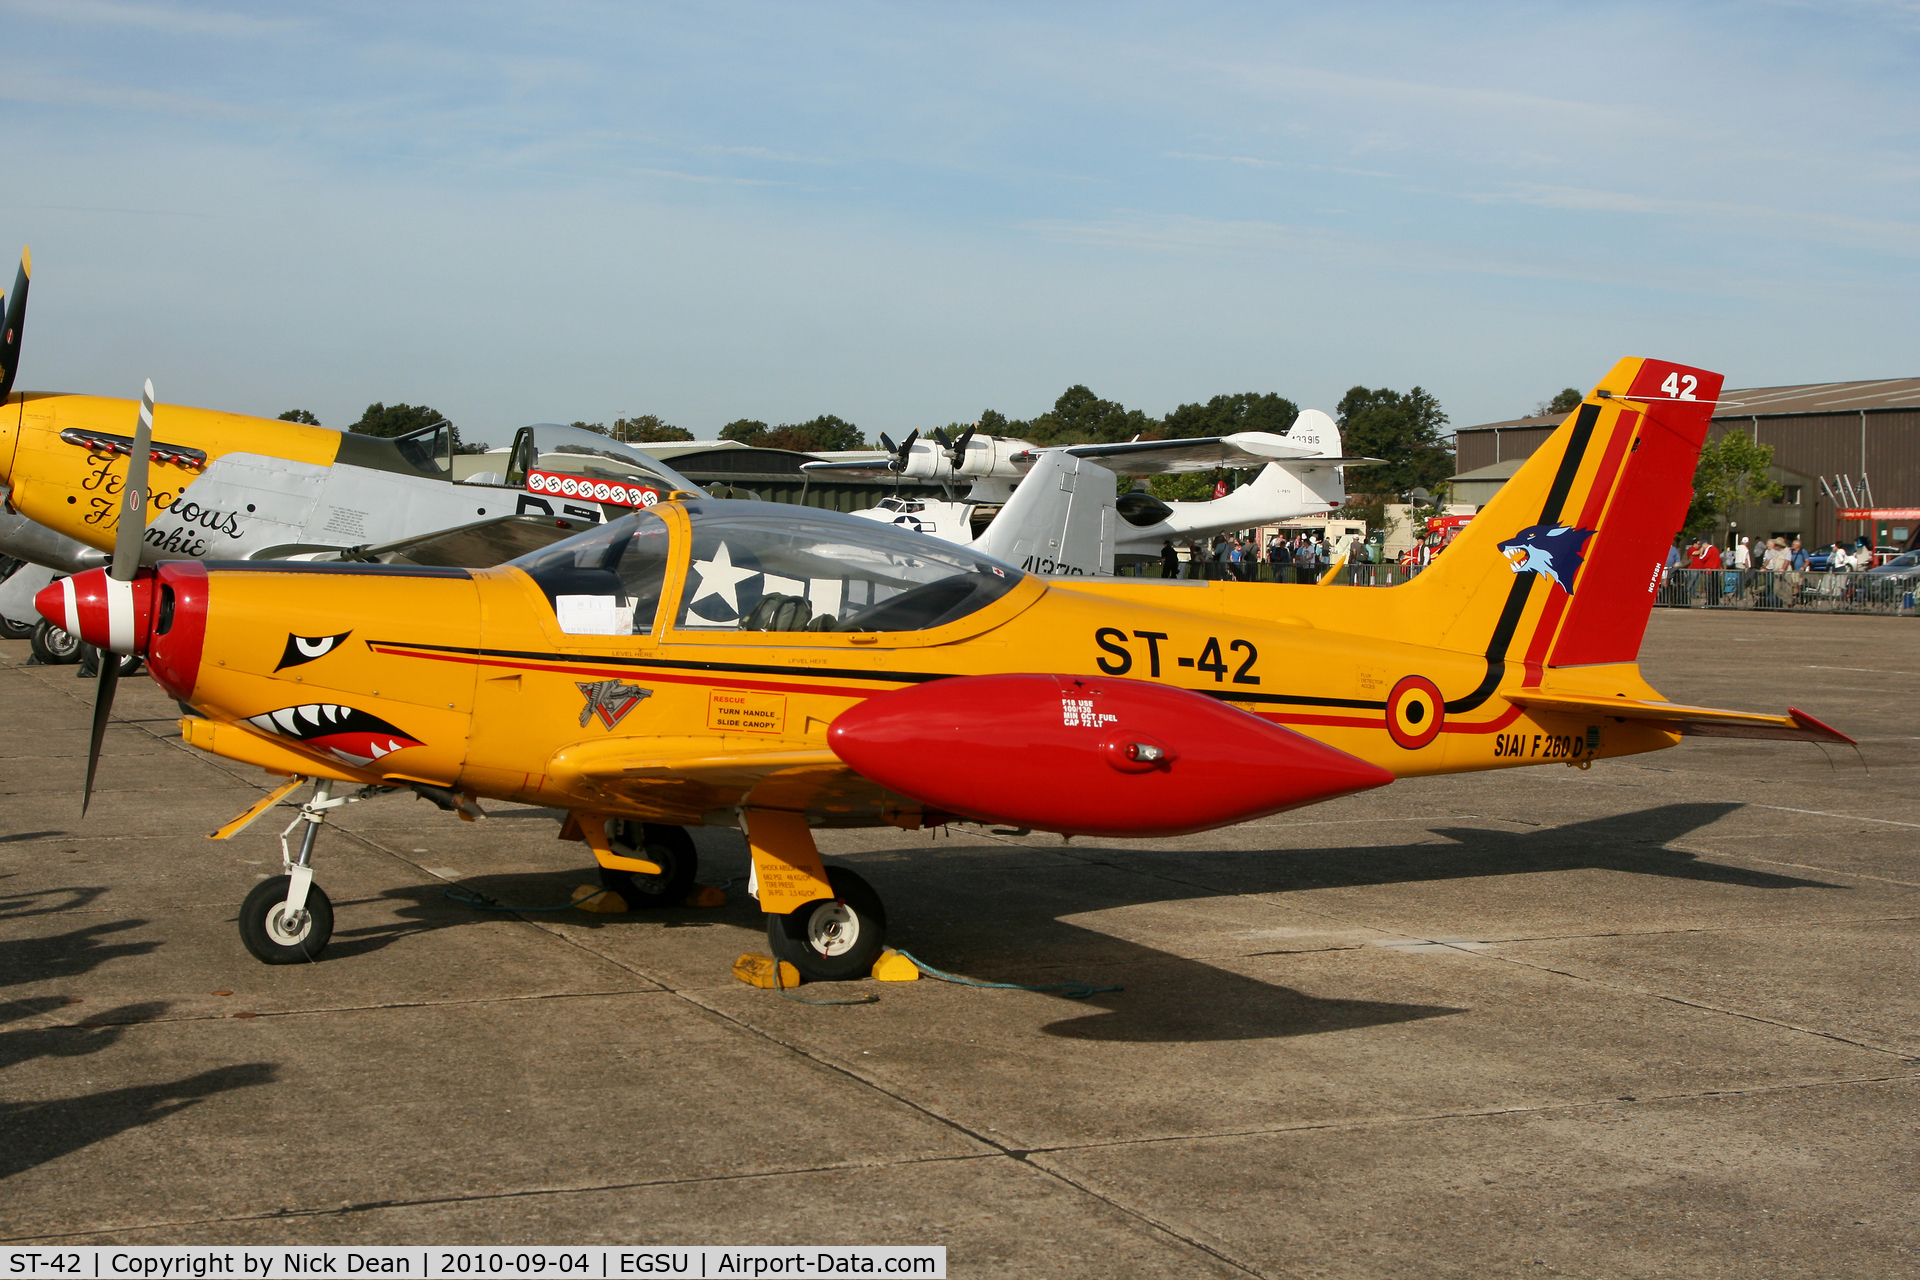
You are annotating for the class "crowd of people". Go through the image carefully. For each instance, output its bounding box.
[1662,534,1895,610]
[1669,534,1876,574]
[1156,532,1346,580]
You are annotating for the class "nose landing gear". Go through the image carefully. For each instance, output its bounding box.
[237,778,346,964]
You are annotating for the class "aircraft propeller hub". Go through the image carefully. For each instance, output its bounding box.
[36,565,156,656]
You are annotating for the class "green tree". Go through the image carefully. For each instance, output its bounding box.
[719,419,771,444]
[611,414,693,443]
[1535,387,1583,417]
[1684,431,1783,537]
[352,401,489,454]
[571,415,694,444]
[1023,385,1153,447]
[1161,391,1300,439]
[277,409,320,425]
[1336,385,1454,497]
[351,402,445,438]
[720,415,865,451]
[1148,471,1225,502]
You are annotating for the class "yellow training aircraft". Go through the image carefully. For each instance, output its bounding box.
[41,357,1849,980]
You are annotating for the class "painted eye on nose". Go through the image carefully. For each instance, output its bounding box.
[275,631,352,671]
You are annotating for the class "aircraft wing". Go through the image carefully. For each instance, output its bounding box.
[800,459,899,477]
[546,738,893,825]
[1505,693,1855,744]
[1017,432,1372,475]
[294,513,602,569]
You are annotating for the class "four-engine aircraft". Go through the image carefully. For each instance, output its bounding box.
[41,356,1850,982]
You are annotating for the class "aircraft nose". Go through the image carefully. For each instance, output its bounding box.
[35,566,157,655]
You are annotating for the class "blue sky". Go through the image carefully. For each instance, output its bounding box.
[2,1,1916,444]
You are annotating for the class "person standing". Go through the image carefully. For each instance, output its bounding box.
[1160,540,1179,580]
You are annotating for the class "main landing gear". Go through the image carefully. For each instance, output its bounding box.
[237,779,346,964]
[743,808,888,983]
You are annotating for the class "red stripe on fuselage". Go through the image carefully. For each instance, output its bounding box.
[1526,408,1638,682]
[369,645,1529,738]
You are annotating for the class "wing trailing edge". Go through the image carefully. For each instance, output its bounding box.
[1505,693,1854,744]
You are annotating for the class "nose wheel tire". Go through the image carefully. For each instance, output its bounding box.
[598,821,698,908]
[238,874,334,964]
[767,866,887,982]
[30,619,81,665]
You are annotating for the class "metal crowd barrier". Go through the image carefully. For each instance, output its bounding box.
[1116,562,1912,613]
[1120,561,1423,585]
[1651,568,1915,615]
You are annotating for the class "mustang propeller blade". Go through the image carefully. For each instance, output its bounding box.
[82,378,155,814]
[0,247,28,401]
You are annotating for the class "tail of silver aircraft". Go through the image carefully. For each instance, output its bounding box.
[971,451,1116,577]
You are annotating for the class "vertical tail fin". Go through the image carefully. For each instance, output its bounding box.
[973,451,1117,576]
[1281,408,1339,457]
[1277,409,1347,508]
[1411,358,1721,695]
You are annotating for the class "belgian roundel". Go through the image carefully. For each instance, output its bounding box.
[1385,675,1444,750]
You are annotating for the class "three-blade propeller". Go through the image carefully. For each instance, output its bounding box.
[83,378,155,814]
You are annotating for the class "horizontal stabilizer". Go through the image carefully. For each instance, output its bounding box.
[1506,693,1853,744]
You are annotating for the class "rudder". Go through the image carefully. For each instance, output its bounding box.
[1409,358,1721,691]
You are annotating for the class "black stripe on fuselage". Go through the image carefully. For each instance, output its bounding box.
[1444,402,1600,715]
[367,640,954,685]
[369,639,1391,710]
[206,561,474,579]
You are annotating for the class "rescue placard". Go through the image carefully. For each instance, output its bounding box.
[707,689,787,734]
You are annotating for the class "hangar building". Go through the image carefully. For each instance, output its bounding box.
[1453,378,1920,550]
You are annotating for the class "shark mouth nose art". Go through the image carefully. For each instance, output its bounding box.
[245,704,425,767]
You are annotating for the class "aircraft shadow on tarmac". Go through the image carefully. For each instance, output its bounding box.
[0,1063,279,1180]
[264,801,1834,1045]
[0,884,275,1182]
[0,883,160,990]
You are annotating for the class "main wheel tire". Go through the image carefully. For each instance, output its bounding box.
[30,619,82,665]
[596,821,698,908]
[238,874,334,964]
[76,644,143,678]
[767,866,887,982]
[0,612,33,640]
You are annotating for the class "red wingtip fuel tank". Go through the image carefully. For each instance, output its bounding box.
[828,673,1395,837]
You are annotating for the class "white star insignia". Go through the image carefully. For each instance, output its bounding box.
[687,541,759,614]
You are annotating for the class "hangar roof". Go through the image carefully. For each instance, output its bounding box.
[1463,376,1920,436]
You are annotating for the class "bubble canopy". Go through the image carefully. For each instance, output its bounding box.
[507,503,1026,636]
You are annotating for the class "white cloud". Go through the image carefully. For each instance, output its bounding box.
[0,0,302,38]
[0,71,258,121]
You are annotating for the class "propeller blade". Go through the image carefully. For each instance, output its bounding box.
[932,427,950,449]
[111,380,155,578]
[878,432,897,454]
[947,424,976,467]
[82,658,119,816]
[0,246,29,401]
[885,429,919,473]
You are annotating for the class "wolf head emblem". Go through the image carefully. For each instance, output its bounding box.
[1497,524,1595,594]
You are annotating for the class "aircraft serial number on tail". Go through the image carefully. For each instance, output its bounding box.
[1093,627,1261,684]
[1493,731,1593,760]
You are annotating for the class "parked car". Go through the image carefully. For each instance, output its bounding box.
[1868,549,1920,580]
